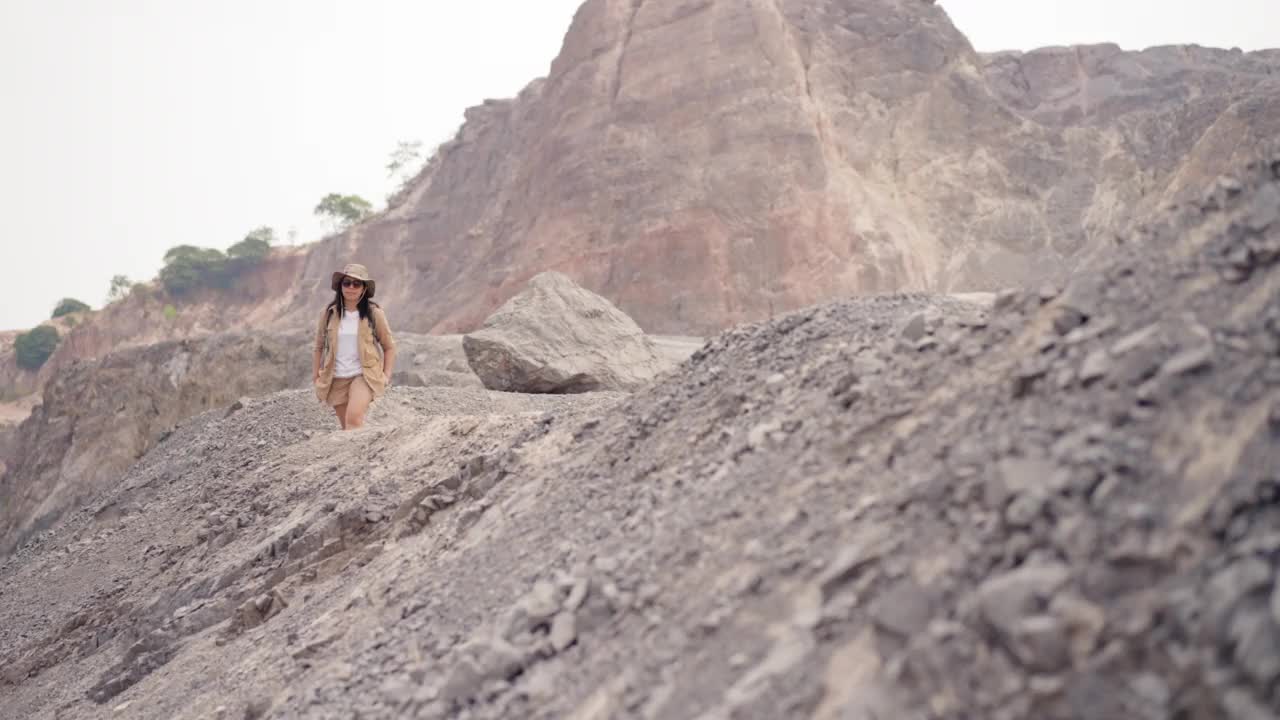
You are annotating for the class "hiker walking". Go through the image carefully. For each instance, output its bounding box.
[312,263,397,430]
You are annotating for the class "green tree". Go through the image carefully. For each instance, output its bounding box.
[314,193,373,231]
[226,229,273,276]
[51,298,91,318]
[242,226,276,247]
[14,325,59,371]
[106,274,133,303]
[227,231,272,262]
[160,245,228,295]
[386,140,423,179]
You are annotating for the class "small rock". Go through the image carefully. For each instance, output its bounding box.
[549,611,577,652]
[1207,558,1273,633]
[975,562,1072,640]
[1222,686,1274,720]
[1245,182,1280,232]
[869,580,935,640]
[564,577,590,611]
[901,314,928,342]
[1111,324,1159,356]
[1049,593,1105,662]
[1228,603,1280,688]
[1004,491,1046,529]
[1159,345,1215,377]
[818,529,890,601]
[1051,306,1087,335]
[1129,673,1170,709]
[985,455,1058,511]
[1079,350,1111,384]
[1009,615,1070,672]
[914,336,940,352]
[1011,361,1048,398]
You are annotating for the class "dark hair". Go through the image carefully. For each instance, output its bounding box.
[327,289,378,335]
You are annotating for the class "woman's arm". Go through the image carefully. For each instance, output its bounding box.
[375,307,397,379]
[312,308,329,381]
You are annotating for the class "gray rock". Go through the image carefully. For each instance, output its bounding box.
[975,562,1072,640]
[391,370,427,388]
[462,272,671,393]
[869,580,935,639]
[1049,593,1106,663]
[1079,350,1112,384]
[1207,558,1274,634]
[818,528,891,601]
[1227,603,1280,688]
[1222,687,1274,720]
[1159,345,1215,377]
[1008,614,1070,672]
[985,455,1058,511]
[901,313,928,342]
[549,611,577,652]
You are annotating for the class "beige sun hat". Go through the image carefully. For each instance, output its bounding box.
[331,263,375,299]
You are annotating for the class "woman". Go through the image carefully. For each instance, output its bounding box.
[312,263,397,430]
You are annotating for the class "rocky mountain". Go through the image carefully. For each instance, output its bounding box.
[1,154,1276,719]
[243,0,1280,337]
[6,1,1277,402]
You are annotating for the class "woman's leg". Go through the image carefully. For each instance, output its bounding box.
[344,378,373,429]
[332,404,348,430]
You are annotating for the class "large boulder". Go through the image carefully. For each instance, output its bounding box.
[462,272,668,393]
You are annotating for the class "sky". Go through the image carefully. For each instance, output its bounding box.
[1,0,1277,332]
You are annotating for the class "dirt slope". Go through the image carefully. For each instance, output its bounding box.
[1,158,1278,719]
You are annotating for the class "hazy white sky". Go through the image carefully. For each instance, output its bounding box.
[1,0,1276,331]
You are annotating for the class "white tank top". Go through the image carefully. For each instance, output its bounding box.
[333,310,363,378]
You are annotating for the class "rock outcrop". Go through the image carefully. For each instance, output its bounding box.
[8,2,1278,406]
[1,156,1277,719]
[238,0,1279,337]
[463,271,672,392]
[0,332,313,556]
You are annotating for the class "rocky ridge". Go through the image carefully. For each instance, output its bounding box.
[0,157,1276,718]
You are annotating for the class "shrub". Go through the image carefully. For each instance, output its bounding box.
[14,325,60,371]
[162,304,178,321]
[51,298,91,318]
[226,229,272,274]
[314,193,373,231]
[159,245,228,295]
[107,275,133,303]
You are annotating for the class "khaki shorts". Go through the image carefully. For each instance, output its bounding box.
[326,375,372,407]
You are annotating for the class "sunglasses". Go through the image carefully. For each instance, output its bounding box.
[341,278,365,288]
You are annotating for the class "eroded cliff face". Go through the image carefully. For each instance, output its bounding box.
[0,332,313,556]
[9,1,1277,376]
[249,0,1279,336]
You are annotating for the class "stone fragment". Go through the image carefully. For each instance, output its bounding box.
[549,611,578,652]
[1159,345,1215,377]
[1079,350,1111,384]
[974,562,1072,641]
